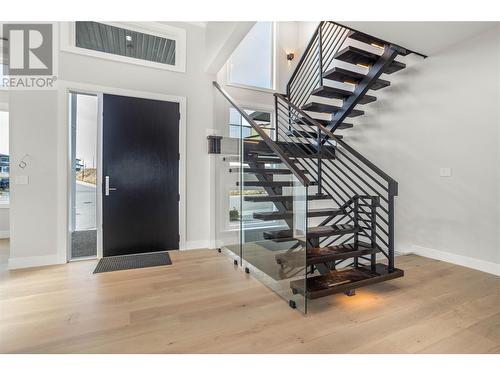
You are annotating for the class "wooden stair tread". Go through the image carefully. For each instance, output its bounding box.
[323,67,390,90]
[334,46,406,74]
[300,117,353,129]
[229,168,293,175]
[253,208,344,221]
[306,241,378,264]
[238,181,293,188]
[274,241,377,266]
[244,194,332,202]
[248,157,284,164]
[290,263,404,299]
[347,30,411,56]
[311,85,376,104]
[302,102,365,117]
[263,224,358,240]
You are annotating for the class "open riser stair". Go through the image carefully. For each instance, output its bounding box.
[213,21,424,313]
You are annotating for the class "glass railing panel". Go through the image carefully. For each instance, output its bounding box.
[240,137,308,313]
[213,136,242,262]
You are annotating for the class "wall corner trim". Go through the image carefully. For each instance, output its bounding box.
[8,254,64,270]
[406,245,500,276]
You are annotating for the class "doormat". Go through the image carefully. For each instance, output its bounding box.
[93,252,172,274]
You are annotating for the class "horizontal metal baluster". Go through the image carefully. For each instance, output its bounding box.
[333,156,390,204]
[319,26,346,69]
[330,160,390,207]
[335,148,389,192]
[322,29,350,69]
[289,37,320,95]
[289,36,319,91]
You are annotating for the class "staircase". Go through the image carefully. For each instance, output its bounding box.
[212,22,424,313]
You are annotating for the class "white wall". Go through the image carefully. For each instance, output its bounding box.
[9,91,59,267]
[8,22,217,268]
[0,208,8,238]
[347,24,500,273]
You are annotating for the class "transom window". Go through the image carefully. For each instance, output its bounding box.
[60,22,186,73]
[228,22,275,90]
[75,22,176,66]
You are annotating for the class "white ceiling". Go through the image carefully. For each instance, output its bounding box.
[342,21,498,56]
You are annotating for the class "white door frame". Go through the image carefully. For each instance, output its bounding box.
[59,80,187,263]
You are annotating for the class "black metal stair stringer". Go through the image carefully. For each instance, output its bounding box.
[328,46,399,133]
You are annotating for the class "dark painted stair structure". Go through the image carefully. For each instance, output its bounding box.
[212,21,425,313]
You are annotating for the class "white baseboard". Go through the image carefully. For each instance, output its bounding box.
[0,230,9,239]
[400,245,500,276]
[8,254,64,270]
[182,240,211,251]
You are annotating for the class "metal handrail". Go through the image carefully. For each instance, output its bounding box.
[213,81,311,186]
[274,92,398,192]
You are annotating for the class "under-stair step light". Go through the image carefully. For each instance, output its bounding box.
[371,42,384,49]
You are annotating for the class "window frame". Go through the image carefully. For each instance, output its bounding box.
[226,22,277,93]
[60,22,187,73]
[0,107,9,207]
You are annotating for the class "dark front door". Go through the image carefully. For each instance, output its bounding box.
[102,94,180,257]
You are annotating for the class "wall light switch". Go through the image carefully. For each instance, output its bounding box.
[15,175,29,185]
[440,168,452,177]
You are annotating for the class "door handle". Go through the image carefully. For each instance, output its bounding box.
[105,176,117,196]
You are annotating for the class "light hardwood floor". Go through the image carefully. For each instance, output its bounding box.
[0,249,499,354]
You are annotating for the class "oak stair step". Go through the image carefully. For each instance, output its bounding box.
[290,263,404,299]
[302,102,365,117]
[274,241,378,267]
[253,207,344,221]
[334,46,406,74]
[311,85,377,104]
[347,30,411,56]
[237,181,293,188]
[299,118,354,130]
[263,224,358,241]
[229,168,294,175]
[286,129,336,140]
[244,194,332,203]
[323,67,390,90]
[249,157,283,164]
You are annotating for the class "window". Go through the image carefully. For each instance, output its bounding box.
[0,64,8,82]
[76,22,176,66]
[0,111,9,204]
[60,22,186,72]
[229,107,274,140]
[228,22,275,90]
[70,93,99,259]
